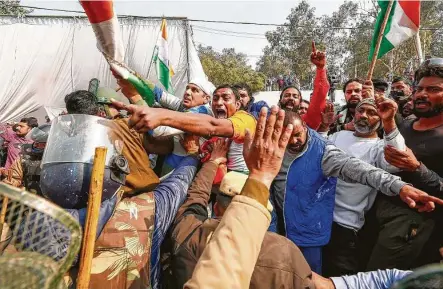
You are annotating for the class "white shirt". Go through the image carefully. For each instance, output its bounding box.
[328,129,405,231]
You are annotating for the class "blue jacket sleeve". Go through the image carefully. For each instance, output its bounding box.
[249,101,270,120]
[331,269,412,289]
[153,86,164,103]
[153,156,199,238]
[150,156,199,289]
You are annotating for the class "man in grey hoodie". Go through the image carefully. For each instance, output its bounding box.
[318,97,406,276]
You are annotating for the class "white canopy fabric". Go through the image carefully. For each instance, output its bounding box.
[0,16,208,122]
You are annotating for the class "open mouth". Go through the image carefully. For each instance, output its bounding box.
[414,101,431,110]
[214,109,227,119]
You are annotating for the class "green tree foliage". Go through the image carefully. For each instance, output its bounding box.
[198,45,266,93]
[0,0,32,16]
[257,0,443,88]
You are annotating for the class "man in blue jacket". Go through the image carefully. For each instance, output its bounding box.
[269,110,443,274]
[232,83,269,119]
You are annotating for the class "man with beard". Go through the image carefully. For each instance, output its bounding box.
[269,110,443,274]
[319,98,409,277]
[116,77,213,175]
[278,42,329,130]
[330,78,375,133]
[0,118,38,169]
[233,83,269,119]
[367,58,443,270]
[400,100,414,119]
[390,76,414,122]
[112,84,256,173]
[373,78,389,99]
[299,99,310,116]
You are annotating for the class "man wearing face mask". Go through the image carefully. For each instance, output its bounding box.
[391,76,412,106]
[318,98,409,277]
[269,110,443,275]
[367,59,443,270]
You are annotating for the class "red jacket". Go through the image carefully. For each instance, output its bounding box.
[303,68,329,130]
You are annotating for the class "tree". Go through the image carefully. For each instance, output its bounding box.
[198,45,266,93]
[257,0,318,89]
[0,0,32,16]
[257,0,443,89]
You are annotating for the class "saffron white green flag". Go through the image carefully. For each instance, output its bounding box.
[154,19,175,93]
[369,0,420,61]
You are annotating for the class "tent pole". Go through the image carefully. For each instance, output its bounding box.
[185,19,191,83]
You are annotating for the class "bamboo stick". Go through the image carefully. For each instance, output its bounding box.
[76,147,108,289]
[367,0,394,80]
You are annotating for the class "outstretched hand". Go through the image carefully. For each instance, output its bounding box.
[111,100,162,133]
[243,106,293,189]
[310,41,326,69]
[399,185,443,213]
[321,102,341,126]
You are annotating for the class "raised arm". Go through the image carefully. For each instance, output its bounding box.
[322,145,443,212]
[184,107,294,289]
[303,41,329,130]
[116,76,183,110]
[174,139,229,223]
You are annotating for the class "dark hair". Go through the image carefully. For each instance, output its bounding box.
[392,76,412,86]
[64,90,101,115]
[302,99,310,105]
[214,84,240,101]
[279,85,302,100]
[343,78,364,93]
[232,83,252,98]
[20,117,38,128]
[414,67,443,83]
[372,78,389,91]
[283,110,303,127]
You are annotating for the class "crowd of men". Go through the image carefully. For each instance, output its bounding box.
[1,44,443,289]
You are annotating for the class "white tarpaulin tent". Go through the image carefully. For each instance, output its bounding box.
[0,16,208,122]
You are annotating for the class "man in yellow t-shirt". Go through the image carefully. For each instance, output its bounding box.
[112,84,257,173]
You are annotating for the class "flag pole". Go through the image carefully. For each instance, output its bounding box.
[367,0,394,80]
[415,31,424,64]
[147,18,164,80]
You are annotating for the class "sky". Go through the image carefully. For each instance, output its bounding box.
[22,0,345,67]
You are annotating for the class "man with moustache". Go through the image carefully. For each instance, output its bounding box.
[320,98,408,277]
[233,83,269,119]
[112,84,256,173]
[330,78,375,133]
[367,58,443,270]
[278,42,329,130]
[269,109,443,274]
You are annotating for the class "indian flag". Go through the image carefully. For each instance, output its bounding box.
[154,19,174,93]
[369,0,420,61]
[81,0,155,106]
[80,1,124,62]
